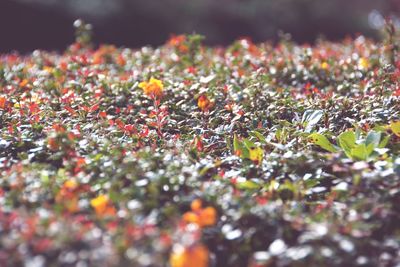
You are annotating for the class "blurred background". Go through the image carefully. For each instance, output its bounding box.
[0,0,399,53]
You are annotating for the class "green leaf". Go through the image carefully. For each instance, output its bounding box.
[373,125,387,132]
[242,138,263,163]
[199,166,212,176]
[390,121,400,137]
[364,131,381,156]
[309,133,337,152]
[304,179,319,188]
[233,134,241,153]
[249,146,264,164]
[365,131,381,148]
[233,135,249,159]
[365,143,375,157]
[275,128,283,142]
[237,180,261,190]
[379,135,390,148]
[243,138,256,150]
[337,130,356,157]
[351,144,368,161]
[40,171,50,185]
[109,190,123,202]
[250,130,267,143]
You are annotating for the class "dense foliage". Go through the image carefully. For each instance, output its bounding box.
[0,23,399,267]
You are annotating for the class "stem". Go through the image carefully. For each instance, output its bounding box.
[153,97,163,138]
[202,111,208,133]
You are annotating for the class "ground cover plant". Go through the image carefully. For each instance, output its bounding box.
[0,21,399,267]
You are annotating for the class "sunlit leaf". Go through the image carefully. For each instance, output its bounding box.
[309,133,337,152]
[351,144,368,161]
[337,130,356,157]
[248,146,264,164]
[237,180,260,190]
[390,121,400,137]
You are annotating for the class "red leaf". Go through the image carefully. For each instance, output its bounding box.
[90,103,99,113]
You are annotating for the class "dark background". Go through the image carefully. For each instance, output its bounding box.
[0,0,399,53]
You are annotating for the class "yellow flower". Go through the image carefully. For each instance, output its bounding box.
[43,66,54,74]
[138,77,164,98]
[358,57,370,70]
[64,179,78,190]
[90,194,116,216]
[321,62,329,70]
[170,244,209,267]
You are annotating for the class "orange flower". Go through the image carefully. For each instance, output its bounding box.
[56,179,79,213]
[90,194,116,217]
[0,96,6,109]
[197,95,211,112]
[168,35,189,53]
[138,77,164,98]
[198,207,217,226]
[168,34,186,47]
[178,44,189,53]
[183,199,217,227]
[92,45,117,64]
[19,79,29,88]
[116,54,126,66]
[191,199,203,211]
[170,244,209,267]
[48,137,59,151]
